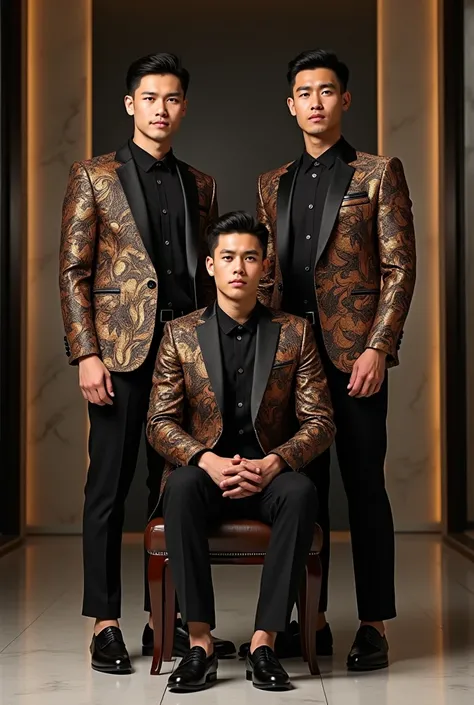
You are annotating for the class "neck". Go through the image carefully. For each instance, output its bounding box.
[216,292,257,324]
[303,129,342,159]
[132,130,172,160]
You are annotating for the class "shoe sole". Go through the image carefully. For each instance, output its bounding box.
[91,663,132,675]
[246,670,292,690]
[167,672,217,692]
[347,660,389,672]
[143,645,236,659]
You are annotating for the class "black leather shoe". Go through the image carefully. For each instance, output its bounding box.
[142,620,236,659]
[347,625,389,671]
[239,620,333,658]
[167,646,218,692]
[90,626,132,674]
[246,646,292,691]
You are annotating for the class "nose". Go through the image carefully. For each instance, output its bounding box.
[311,95,323,110]
[155,101,167,116]
[233,260,245,274]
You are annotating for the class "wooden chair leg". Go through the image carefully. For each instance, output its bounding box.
[163,559,175,662]
[298,575,308,662]
[305,553,322,676]
[148,554,165,675]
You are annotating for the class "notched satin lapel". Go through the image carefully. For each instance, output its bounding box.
[196,308,224,415]
[116,159,156,266]
[176,162,200,304]
[251,312,281,423]
[276,161,299,282]
[316,157,355,263]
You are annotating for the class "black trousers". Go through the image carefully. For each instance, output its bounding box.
[82,341,164,619]
[163,466,318,632]
[308,327,396,622]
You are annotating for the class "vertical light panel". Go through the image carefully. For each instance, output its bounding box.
[26,0,91,533]
[377,0,441,529]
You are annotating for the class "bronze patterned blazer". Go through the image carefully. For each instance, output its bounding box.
[146,303,335,503]
[59,143,217,372]
[256,138,416,373]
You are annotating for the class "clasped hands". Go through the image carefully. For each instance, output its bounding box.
[198,452,285,499]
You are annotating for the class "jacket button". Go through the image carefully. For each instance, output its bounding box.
[147,280,157,289]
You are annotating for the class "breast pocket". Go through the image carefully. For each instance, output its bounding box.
[272,359,295,369]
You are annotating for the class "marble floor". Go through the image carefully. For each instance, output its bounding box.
[1,534,474,704]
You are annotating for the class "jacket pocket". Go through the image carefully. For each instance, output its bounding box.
[351,288,379,296]
[343,191,369,200]
[93,288,120,294]
[272,359,295,369]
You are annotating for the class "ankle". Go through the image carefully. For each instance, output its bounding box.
[148,614,153,630]
[188,622,213,657]
[94,619,119,636]
[360,620,385,637]
[316,612,327,631]
[250,630,276,654]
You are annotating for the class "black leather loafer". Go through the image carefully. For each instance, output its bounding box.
[167,646,218,692]
[239,620,333,658]
[90,626,132,674]
[246,646,292,691]
[347,625,389,671]
[142,620,236,659]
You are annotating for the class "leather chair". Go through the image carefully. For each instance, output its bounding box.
[145,518,323,676]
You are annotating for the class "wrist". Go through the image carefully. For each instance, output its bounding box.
[366,347,387,358]
[266,453,286,473]
[198,451,216,472]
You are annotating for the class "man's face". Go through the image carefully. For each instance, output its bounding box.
[206,233,266,303]
[124,73,187,143]
[287,67,350,137]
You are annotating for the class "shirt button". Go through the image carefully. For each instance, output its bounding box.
[312,173,317,179]
[157,161,163,168]
[157,179,162,185]
[162,208,167,214]
[305,266,310,272]
[236,335,242,341]
[167,301,172,307]
[167,269,172,275]
[304,299,308,305]
[239,429,244,435]
[308,204,314,209]
[238,368,244,374]
[238,402,243,408]
[165,240,170,246]
[237,325,243,330]
[306,235,311,240]
[314,160,320,167]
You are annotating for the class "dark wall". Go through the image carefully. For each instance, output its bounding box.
[92,0,377,530]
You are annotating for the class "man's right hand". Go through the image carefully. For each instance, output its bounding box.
[78,354,114,406]
[198,452,262,496]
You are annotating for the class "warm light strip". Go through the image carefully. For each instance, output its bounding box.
[377,0,442,525]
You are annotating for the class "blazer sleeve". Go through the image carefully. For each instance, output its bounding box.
[59,161,100,364]
[146,323,208,465]
[365,157,416,359]
[271,321,335,470]
[256,174,278,308]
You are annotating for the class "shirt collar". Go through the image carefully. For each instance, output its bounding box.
[129,138,175,173]
[216,303,260,336]
[301,137,345,172]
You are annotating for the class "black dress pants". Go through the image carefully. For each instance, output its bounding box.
[307,329,396,622]
[163,466,318,633]
[82,342,164,619]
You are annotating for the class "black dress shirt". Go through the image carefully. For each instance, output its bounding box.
[129,139,193,313]
[285,138,345,316]
[213,304,264,460]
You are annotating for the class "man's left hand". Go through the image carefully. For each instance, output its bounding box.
[347,348,386,398]
[221,454,286,499]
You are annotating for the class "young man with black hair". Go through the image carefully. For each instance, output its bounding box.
[146,210,335,692]
[59,52,235,673]
[246,49,416,671]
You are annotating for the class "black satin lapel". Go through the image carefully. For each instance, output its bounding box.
[116,160,156,266]
[251,313,281,423]
[276,162,299,281]
[196,308,224,415]
[176,162,199,302]
[316,158,355,263]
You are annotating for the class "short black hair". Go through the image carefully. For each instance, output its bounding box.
[287,49,349,92]
[206,211,268,259]
[126,53,190,96]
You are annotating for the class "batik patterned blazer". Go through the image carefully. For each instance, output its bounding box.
[256,138,416,373]
[59,143,217,372]
[146,303,335,503]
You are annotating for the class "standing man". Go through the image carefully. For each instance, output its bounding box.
[59,52,233,674]
[252,50,416,671]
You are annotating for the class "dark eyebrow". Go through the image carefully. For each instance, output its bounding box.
[220,249,259,255]
[141,91,182,98]
[296,82,337,92]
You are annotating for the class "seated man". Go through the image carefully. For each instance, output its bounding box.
[146,211,335,692]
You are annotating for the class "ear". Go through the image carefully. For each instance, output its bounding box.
[205,255,214,278]
[262,257,270,275]
[181,98,188,118]
[342,91,352,112]
[124,94,134,117]
[287,96,296,117]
